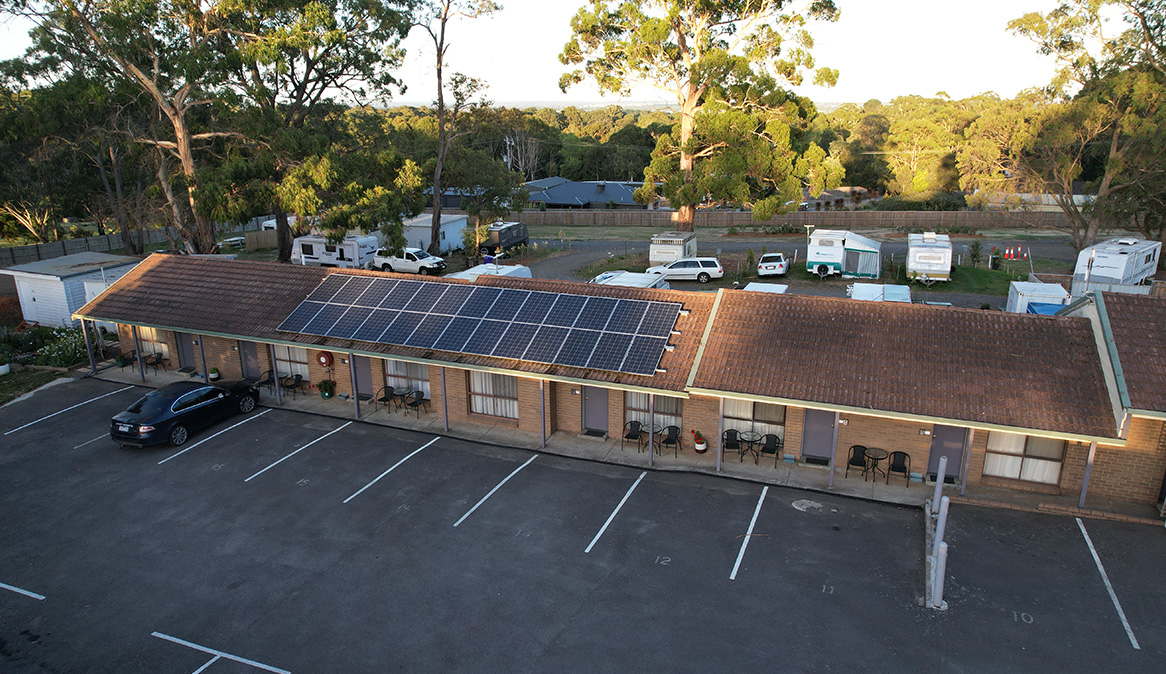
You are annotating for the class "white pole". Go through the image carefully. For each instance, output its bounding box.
[931,541,949,609]
[933,496,950,559]
[931,455,948,515]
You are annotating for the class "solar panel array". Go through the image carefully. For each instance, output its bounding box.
[277,275,682,375]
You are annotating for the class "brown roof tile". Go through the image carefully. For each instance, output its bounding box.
[1103,292,1166,413]
[691,291,1117,439]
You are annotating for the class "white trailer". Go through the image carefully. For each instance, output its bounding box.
[907,232,952,282]
[649,231,697,265]
[291,234,378,269]
[1074,238,1162,285]
[807,229,881,279]
[444,264,532,282]
[589,270,670,289]
[847,283,912,303]
[1006,281,1070,314]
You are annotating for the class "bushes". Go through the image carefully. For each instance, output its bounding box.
[876,192,966,211]
[0,326,89,368]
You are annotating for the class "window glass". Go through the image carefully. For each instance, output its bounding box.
[384,359,430,397]
[984,431,1064,484]
[470,371,518,419]
[1025,436,1065,460]
[137,327,170,360]
[173,391,201,412]
[301,244,313,256]
[273,345,309,379]
[986,431,1025,455]
[624,391,681,429]
[700,260,717,268]
[721,399,786,441]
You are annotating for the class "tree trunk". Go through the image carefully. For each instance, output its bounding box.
[674,94,699,232]
[430,59,446,255]
[276,207,292,262]
[170,112,216,253]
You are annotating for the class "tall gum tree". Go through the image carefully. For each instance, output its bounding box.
[559,0,841,231]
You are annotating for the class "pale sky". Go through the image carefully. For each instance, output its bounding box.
[0,0,1065,108]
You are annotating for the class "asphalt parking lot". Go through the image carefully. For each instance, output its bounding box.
[2,377,1163,673]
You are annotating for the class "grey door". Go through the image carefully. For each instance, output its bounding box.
[239,342,260,378]
[582,386,608,434]
[354,356,374,400]
[801,409,837,464]
[928,425,967,483]
[175,333,195,368]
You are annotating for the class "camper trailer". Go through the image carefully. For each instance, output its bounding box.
[479,221,529,255]
[649,231,698,265]
[806,229,881,279]
[1073,238,1162,285]
[589,270,671,290]
[1007,281,1071,314]
[291,234,378,269]
[907,232,952,282]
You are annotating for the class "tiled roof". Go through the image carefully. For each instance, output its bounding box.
[76,254,711,394]
[691,291,1117,439]
[1103,292,1166,413]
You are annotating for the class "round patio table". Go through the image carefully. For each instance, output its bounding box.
[739,430,762,463]
[864,447,890,480]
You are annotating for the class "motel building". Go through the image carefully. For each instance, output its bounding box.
[75,255,1166,514]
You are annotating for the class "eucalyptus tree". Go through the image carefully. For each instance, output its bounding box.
[560,0,841,230]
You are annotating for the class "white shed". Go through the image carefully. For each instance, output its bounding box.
[1006,281,1071,314]
[403,213,467,253]
[3,252,140,327]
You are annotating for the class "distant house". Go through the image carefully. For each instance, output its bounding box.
[2,252,140,328]
[526,179,646,209]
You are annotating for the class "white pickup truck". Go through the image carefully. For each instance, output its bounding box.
[372,247,447,275]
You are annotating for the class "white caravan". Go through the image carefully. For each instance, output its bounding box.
[1073,238,1162,285]
[907,232,952,282]
[806,229,881,279]
[291,234,378,269]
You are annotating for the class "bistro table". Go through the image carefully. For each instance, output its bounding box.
[739,430,762,463]
[391,386,414,411]
[864,447,890,480]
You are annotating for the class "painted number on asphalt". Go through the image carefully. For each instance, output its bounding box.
[822,585,834,595]
[655,556,671,566]
[1012,611,1034,624]
[212,464,224,471]
[297,479,309,486]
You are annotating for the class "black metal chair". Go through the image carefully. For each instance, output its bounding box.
[886,451,911,487]
[758,433,783,467]
[144,352,167,374]
[658,425,682,457]
[845,444,869,480]
[621,420,645,452]
[119,349,137,372]
[404,390,429,417]
[722,429,741,459]
[284,374,303,399]
[255,370,275,394]
[374,386,395,413]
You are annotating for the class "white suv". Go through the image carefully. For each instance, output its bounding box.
[372,247,447,275]
[645,257,724,283]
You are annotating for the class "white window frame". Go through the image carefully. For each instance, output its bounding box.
[469,371,519,419]
[983,431,1065,485]
[273,345,309,380]
[384,359,430,397]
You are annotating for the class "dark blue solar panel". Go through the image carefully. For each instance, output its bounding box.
[379,281,422,309]
[326,306,373,339]
[587,332,634,372]
[602,299,649,334]
[543,295,587,327]
[491,323,539,359]
[405,314,451,349]
[352,309,399,342]
[330,276,373,304]
[379,311,425,345]
[513,291,556,324]
[461,319,508,355]
[524,326,568,362]
[431,285,474,315]
[485,289,531,322]
[404,283,448,312]
[638,302,681,337]
[354,278,398,308]
[622,336,668,375]
[457,287,503,318]
[574,297,618,330]
[277,301,326,333]
[306,276,347,302]
[302,303,348,335]
[556,329,600,368]
[433,317,480,352]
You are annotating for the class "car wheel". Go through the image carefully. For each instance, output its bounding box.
[381,263,392,272]
[169,424,189,447]
[238,394,256,414]
[419,267,430,276]
[697,272,711,283]
[816,264,830,277]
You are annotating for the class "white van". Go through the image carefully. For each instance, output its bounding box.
[291,234,378,269]
[589,270,671,289]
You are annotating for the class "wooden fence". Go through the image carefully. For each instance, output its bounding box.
[513,209,1074,230]
[0,229,171,267]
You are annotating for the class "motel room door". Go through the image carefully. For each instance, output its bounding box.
[801,409,837,465]
[928,425,967,483]
[582,386,608,436]
[175,333,196,370]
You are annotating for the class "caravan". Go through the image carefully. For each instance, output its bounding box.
[806,229,881,279]
[907,232,952,282]
[1074,238,1161,285]
[291,234,378,269]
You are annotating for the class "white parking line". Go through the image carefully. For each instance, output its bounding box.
[585,471,647,553]
[157,410,271,465]
[192,655,221,674]
[453,454,538,527]
[0,580,45,600]
[4,386,135,435]
[244,421,353,482]
[344,437,440,503]
[730,486,769,581]
[1076,517,1140,650]
[151,631,290,674]
[73,432,109,449]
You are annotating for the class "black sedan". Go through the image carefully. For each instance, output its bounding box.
[111,380,259,447]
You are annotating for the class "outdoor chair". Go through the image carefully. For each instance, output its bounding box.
[374,386,395,413]
[758,434,783,467]
[622,420,645,452]
[658,425,682,457]
[404,390,429,417]
[284,374,303,400]
[845,445,869,480]
[255,370,275,394]
[722,429,741,458]
[886,451,911,487]
[144,352,167,375]
[119,349,137,372]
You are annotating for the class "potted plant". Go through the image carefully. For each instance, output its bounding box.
[208,367,220,381]
[691,430,707,453]
[315,378,337,400]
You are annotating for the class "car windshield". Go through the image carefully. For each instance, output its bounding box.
[124,391,171,416]
[414,250,431,259]
[761,254,783,262]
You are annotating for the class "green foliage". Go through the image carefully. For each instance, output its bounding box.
[876,192,966,211]
[32,327,88,367]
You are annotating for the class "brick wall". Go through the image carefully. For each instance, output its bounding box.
[553,382,581,435]
[1083,418,1166,504]
[836,414,934,477]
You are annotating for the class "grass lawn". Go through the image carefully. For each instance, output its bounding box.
[0,367,66,406]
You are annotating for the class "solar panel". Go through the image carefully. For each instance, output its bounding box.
[280,276,683,377]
